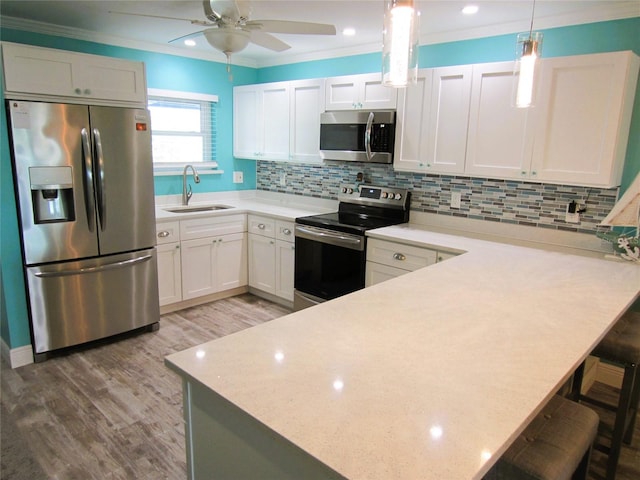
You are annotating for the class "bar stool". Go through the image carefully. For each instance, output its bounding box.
[484,395,599,480]
[572,308,640,480]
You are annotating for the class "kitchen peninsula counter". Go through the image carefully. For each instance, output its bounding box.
[165,223,640,480]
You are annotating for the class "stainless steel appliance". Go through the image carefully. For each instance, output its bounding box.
[320,110,396,163]
[294,185,410,310]
[7,100,160,361]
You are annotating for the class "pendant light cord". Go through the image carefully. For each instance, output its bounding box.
[528,0,537,37]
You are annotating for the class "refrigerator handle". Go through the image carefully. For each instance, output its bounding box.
[33,254,153,278]
[80,128,96,232]
[92,128,107,231]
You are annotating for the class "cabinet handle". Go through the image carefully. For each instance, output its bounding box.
[84,88,91,95]
[521,171,527,176]
[531,171,537,176]
[157,231,170,238]
[175,245,180,249]
[282,228,291,235]
[258,223,266,229]
[393,253,406,261]
[74,88,82,95]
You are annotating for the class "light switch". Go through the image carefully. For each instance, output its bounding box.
[451,192,462,209]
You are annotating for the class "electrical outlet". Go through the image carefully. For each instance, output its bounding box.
[233,171,243,184]
[280,173,287,186]
[566,202,580,223]
[451,192,462,209]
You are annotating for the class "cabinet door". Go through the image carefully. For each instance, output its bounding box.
[260,83,290,160]
[325,76,360,110]
[531,51,639,187]
[3,43,76,97]
[157,242,182,306]
[275,240,295,301]
[181,237,217,300]
[290,79,325,163]
[365,262,408,287]
[73,55,146,103]
[394,70,432,172]
[424,65,472,174]
[466,61,534,180]
[233,86,260,159]
[217,233,248,291]
[248,234,276,294]
[359,73,397,110]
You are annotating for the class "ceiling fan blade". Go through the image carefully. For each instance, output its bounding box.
[108,10,212,27]
[168,29,208,45]
[249,31,291,52]
[246,20,336,36]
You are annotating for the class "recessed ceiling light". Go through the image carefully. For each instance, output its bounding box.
[342,27,356,36]
[184,39,196,47]
[462,5,479,15]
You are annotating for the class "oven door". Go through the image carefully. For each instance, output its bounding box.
[294,224,365,309]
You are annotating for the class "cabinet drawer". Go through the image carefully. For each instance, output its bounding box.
[276,220,295,242]
[156,221,180,245]
[180,214,246,241]
[367,239,437,271]
[248,215,276,237]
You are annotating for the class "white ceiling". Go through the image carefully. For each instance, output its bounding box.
[1,1,638,67]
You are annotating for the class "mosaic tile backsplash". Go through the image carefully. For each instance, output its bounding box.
[257,161,619,235]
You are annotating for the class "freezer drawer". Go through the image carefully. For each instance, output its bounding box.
[26,248,160,356]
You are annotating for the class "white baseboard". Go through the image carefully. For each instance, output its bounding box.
[0,337,34,368]
[596,362,624,388]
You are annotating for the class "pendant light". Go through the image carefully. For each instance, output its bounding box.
[513,0,543,108]
[382,0,419,88]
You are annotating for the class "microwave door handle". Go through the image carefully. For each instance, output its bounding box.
[365,111,374,161]
[92,128,106,231]
[80,128,96,232]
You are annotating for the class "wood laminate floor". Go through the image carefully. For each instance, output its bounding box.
[1,293,639,479]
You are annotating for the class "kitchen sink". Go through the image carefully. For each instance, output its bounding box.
[164,204,233,213]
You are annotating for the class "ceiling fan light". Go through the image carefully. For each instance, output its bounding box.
[382,0,419,88]
[203,28,251,54]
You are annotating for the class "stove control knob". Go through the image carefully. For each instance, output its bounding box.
[347,188,353,194]
[381,192,388,198]
[342,187,347,193]
[394,193,403,200]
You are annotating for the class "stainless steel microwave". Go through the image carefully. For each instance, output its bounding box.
[319,110,395,163]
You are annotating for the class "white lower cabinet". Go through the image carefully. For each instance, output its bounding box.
[248,215,295,302]
[365,238,458,287]
[156,215,247,307]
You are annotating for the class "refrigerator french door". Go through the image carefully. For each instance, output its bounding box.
[7,100,160,360]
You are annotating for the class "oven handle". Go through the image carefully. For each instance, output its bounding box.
[295,225,364,251]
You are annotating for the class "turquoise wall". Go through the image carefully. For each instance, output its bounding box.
[1,17,638,352]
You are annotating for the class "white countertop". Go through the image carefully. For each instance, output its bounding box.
[166,217,640,479]
[154,190,338,223]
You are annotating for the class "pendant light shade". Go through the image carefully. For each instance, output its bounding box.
[512,0,543,108]
[513,31,543,108]
[382,0,419,88]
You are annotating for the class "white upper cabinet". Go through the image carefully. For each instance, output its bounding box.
[234,79,324,163]
[325,73,397,110]
[465,61,534,179]
[394,51,639,188]
[2,42,147,105]
[394,65,472,174]
[233,81,290,161]
[530,51,639,187]
[289,79,325,163]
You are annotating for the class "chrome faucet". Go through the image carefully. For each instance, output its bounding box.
[182,164,200,205]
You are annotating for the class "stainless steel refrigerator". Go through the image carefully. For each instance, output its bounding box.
[7,100,160,361]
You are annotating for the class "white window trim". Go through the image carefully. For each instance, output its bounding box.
[148,88,221,175]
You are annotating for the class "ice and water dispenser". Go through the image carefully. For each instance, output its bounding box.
[29,166,75,224]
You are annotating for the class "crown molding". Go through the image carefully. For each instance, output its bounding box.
[2,4,637,70]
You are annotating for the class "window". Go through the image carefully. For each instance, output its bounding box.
[147,89,218,172]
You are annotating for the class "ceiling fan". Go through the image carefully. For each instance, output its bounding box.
[110,0,336,61]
